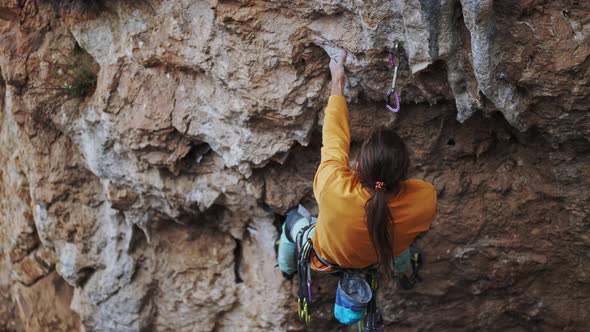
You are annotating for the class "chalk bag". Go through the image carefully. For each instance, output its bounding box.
[334,271,372,325]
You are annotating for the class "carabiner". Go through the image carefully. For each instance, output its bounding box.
[386,90,400,113]
[303,301,311,325]
[371,277,378,290]
[358,319,365,332]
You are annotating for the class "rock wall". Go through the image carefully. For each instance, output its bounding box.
[0,0,589,331]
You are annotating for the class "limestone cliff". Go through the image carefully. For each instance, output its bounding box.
[0,0,589,331]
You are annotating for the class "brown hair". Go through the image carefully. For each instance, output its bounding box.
[357,128,409,275]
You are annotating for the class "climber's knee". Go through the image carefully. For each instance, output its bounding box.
[277,207,317,279]
[278,209,309,278]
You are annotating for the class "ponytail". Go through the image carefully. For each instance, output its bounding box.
[365,185,396,277]
[357,128,409,277]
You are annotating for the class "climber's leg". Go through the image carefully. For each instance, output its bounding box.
[393,246,412,274]
[277,209,314,278]
[396,245,423,290]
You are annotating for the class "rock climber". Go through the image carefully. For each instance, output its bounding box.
[277,50,437,284]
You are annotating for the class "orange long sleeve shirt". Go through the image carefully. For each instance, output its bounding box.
[311,96,437,269]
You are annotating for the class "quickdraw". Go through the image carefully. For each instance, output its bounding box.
[296,226,314,326]
[386,43,401,113]
[358,269,384,332]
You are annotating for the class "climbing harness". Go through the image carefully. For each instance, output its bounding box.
[290,205,424,330]
[386,43,401,113]
[295,226,384,331]
[295,238,423,329]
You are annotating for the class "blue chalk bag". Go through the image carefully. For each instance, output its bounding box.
[334,271,372,325]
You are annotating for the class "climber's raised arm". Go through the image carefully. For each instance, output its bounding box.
[313,50,350,200]
[329,50,347,97]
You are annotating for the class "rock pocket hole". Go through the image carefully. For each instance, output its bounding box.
[233,238,243,284]
[173,142,214,174]
[76,266,96,288]
[447,138,456,146]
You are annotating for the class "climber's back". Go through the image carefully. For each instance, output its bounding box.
[310,96,437,270]
[312,169,436,268]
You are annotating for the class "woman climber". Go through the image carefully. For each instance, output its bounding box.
[277,50,437,284]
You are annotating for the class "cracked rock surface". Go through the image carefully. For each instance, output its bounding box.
[0,0,589,331]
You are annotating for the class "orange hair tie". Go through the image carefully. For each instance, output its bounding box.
[374,181,384,190]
